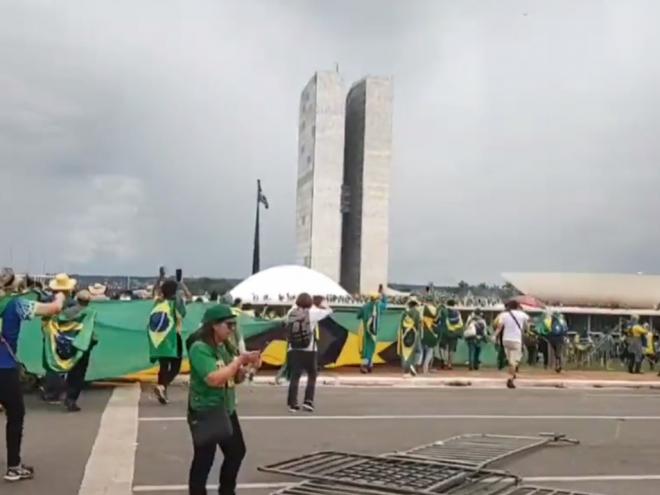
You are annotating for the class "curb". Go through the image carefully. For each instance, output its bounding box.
[248,375,660,390]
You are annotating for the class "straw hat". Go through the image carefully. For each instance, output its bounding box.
[49,273,77,292]
[88,283,107,296]
[74,289,92,303]
[0,267,15,288]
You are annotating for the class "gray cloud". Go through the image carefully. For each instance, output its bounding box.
[1,0,659,284]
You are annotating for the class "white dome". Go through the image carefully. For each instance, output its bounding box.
[229,265,350,302]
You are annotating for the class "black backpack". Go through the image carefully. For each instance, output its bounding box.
[286,308,312,349]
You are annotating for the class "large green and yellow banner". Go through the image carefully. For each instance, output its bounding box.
[16,301,499,380]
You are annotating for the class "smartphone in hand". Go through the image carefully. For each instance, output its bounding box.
[159,266,166,278]
[175,268,183,282]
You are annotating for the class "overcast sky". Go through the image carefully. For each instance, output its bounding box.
[1,0,659,284]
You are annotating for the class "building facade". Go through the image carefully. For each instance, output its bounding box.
[295,71,346,281]
[340,77,393,294]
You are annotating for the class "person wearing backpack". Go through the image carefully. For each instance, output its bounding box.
[436,299,464,370]
[543,310,568,373]
[463,309,487,371]
[286,293,331,412]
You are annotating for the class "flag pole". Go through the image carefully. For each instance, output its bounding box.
[252,180,261,274]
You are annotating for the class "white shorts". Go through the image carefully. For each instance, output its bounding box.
[503,340,522,366]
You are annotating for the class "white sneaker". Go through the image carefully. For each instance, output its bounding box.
[4,464,34,482]
[154,385,167,405]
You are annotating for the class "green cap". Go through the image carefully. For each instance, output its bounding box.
[202,304,235,324]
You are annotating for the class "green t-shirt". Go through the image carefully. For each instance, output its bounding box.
[188,341,236,413]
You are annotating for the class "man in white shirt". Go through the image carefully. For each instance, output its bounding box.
[494,300,530,389]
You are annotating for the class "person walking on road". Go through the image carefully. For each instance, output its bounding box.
[0,268,65,482]
[286,293,332,412]
[494,300,529,389]
[148,279,187,405]
[187,304,260,495]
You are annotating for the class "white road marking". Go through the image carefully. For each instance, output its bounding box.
[79,384,140,495]
[585,393,660,398]
[132,475,660,492]
[525,474,660,482]
[133,481,293,492]
[139,414,660,422]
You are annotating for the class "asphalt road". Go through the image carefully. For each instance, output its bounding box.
[2,383,660,494]
[134,385,660,495]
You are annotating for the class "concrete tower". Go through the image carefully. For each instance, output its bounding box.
[340,77,393,295]
[295,71,345,281]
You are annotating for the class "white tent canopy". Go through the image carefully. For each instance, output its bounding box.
[229,265,350,303]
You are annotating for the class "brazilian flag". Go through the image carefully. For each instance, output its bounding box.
[148,300,181,361]
[42,309,96,373]
[398,309,420,364]
[421,304,439,347]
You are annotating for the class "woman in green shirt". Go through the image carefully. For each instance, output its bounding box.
[187,305,259,495]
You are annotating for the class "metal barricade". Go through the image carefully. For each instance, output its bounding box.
[259,451,520,494]
[400,433,579,469]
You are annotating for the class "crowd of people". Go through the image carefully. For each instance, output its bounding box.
[3,266,660,493]
[241,291,505,308]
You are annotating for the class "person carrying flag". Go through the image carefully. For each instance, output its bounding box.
[40,273,79,402]
[398,296,421,376]
[418,297,438,374]
[356,288,387,373]
[148,279,186,404]
[41,287,97,412]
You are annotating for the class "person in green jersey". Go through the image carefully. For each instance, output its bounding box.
[187,304,260,495]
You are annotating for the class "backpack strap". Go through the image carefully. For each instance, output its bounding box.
[0,333,20,364]
[508,310,523,331]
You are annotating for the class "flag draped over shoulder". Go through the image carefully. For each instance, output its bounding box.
[147,300,181,361]
[356,298,385,354]
[397,308,420,362]
[421,304,439,347]
[42,309,96,373]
